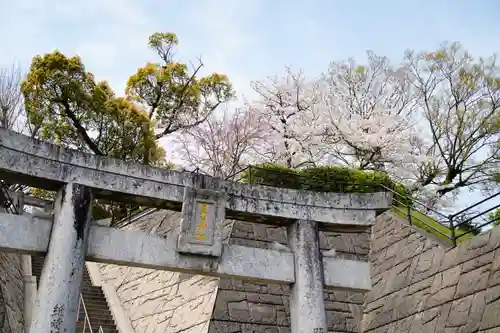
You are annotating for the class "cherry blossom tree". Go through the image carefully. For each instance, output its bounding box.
[318,51,422,183]
[248,66,327,168]
[172,107,270,179]
[405,42,500,197]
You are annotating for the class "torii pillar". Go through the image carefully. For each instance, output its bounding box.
[29,184,93,333]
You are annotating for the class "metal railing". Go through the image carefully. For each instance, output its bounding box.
[76,293,105,333]
[449,191,500,244]
[110,164,500,247]
[77,293,93,333]
[11,164,496,248]
[236,165,500,247]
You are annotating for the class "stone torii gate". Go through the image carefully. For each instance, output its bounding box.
[0,129,391,333]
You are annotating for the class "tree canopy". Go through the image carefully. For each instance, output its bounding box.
[21,32,234,166]
[2,34,498,221]
[18,31,234,222]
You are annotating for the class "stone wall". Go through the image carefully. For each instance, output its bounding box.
[0,252,24,333]
[209,221,370,333]
[99,210,233,333]
[362,211,500,333]
[100,209,371,333]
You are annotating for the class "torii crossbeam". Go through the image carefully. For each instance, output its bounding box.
[0,129,392,333]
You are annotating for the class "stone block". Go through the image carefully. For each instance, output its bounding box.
[425,285,457,309]
[209,320,241,333]
[228,301,250,322]
[393,288,429,320]
[246,293,283,305]
[326,310,352,332]
[411,249,444,283]
[481,298,500,330]
[408,276,433,295]
[441,247,461,271]
[461,291,487,333]
[486,226,500,252]
[218,290,246,303]
[240,323,283,333]
[0,253,24,333]
[456,265,489,298]
[218,277,234,290]
[433,303,452,333]
[430,265,461,294]
[419,306,441,332]
[276,310,289,327]
[266,226,287,244]
[213,296,230,320]
[462,251,494,274]
[325,301,350,313]
[177,186,227,257]
[446,295,474,328]
[248,303,276,324]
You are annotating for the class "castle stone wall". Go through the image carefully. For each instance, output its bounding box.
[99,209,370,333]
[209,221,370,333]
[362,211,500,333]
[0,252,24,333]
[99,210,233,333]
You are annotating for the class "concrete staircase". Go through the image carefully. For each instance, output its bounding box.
[31,255,119,333]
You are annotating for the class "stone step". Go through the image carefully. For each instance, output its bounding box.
[79,294,109,300]
[75,324,119,333]
[80,307,113,314]
[77,317,115,325]
[82,308,112,315]
[80,314,114,321]
[76,323,119,329]
[78,298,109,306]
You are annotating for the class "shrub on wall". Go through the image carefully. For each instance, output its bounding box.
[490,208,500,226]
[239,163,413,206]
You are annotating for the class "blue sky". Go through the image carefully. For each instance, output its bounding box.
[3,0,500,98]
[1,0,499,212]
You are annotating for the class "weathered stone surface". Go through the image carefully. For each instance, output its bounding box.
[362,211,500,333]
[99,210,219,333]
[95,208,369,333]
[456,265,489,298]
[0,128,392,231]
[0,252,24,333]
[211,219,367,333]
[64,201,500,333]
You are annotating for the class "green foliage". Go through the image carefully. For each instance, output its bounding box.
[21,51,166,166]
[490,208,500,226]
[20,33,214,225]
[126,32,234,146]
[455,218,481,236]
[241,163,303,189]
[409,43,500,196]
[239,163,412,206]
[21,31,233,166]
[239,163,482,243]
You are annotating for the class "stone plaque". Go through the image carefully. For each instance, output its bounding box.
[190,201,215,245]
[176,186,226,257]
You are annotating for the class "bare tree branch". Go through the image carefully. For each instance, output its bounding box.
[0,64,25,131]
[173,107,270,179]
